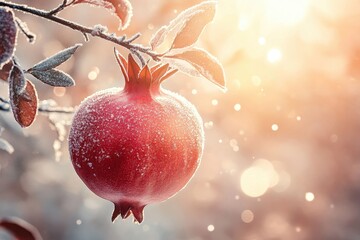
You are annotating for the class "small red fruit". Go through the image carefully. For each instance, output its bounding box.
[69,50,204,223]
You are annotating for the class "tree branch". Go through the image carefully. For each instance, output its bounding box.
[0,98,74,114]
[0,1,161,61]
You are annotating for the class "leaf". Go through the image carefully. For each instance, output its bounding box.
[149,1,216,51]
[166,48,226,89]
[9,74,38,127]
[8,65,26,95]
[0,217,43,240]
[0,138,14,154]
[172,4,216,49]
[150,25,167,50]
[0,8,17,67]
[73,0,133,30]
[0,59,13,81]
[28,69,75,87]
[29,44,82,72]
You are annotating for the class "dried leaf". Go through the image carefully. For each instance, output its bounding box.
[29,69,75,87]
[172,3,216,49]
[0,8,17,67]
[0,59,13,81]
[73,0,133,30]
[9,76,38,128]
[0,138,14,154]
[166,47,226,89]
[29,44,82,71]
[0,217,43,240]
[150,1,216,51]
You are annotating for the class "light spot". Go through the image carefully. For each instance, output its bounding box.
[258,37,266,45]
[251,75,262,86]
[241,210,254,223]
[88,68,99,80]
[207,224,215,232]
[296,116,302,121]
[234,103,241,111]
[305,192,315,202]
[240,159,279,197]
[295,226,301,232]
[53,87,66,97]
[204,121,214,129]
[241,167,270,197]
[76,219,82,225]
[267,48,282,63]
[271,124,279,131]
[191,89,198,95]
[211,99,218,106]
[147,24,154,30]
[238,16,250,31]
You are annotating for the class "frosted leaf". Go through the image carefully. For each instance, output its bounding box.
[166,47,226,89]
[150,25,167,50]
[150,1,216,51]
[0,8,17,67]
[8,65,25,94]
[29,69,75,87]
[0,138,14,154]
[73,0,133,30]
[0,59,13,82]
[0,217,43,240]
[9,71,38,128]
[162,57,202,78]
[171,4,216,49]
[29,44,82,71]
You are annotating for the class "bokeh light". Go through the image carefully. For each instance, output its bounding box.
[2,0,360,239]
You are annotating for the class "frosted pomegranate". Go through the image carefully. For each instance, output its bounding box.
[69,51,204,223]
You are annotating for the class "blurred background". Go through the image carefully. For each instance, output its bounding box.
[1,0,360,239]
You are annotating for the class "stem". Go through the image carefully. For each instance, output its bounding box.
[0,98,74,114]
[0,1,161,61]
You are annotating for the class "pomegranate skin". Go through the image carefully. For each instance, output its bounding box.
[69,55,204,223]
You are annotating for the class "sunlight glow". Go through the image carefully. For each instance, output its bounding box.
[267,48,282,63]
[265,0,309,26]
[238,16,250,31]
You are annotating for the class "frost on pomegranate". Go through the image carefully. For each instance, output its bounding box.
[69,51,204,223]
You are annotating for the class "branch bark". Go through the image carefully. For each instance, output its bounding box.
[0,1,161,61]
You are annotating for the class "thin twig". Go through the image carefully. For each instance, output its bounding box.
[0,98,74,114]
[47,0,70,16]
[124,33,141,43]
[15,18,36,43]
[0,1,161,61]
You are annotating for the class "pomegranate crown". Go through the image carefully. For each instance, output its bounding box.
[114,49,177,89]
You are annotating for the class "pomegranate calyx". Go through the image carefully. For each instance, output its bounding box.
[114,49,178,91]
[112,202,146,223]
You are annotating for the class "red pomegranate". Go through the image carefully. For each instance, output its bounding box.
[69,50,204,223]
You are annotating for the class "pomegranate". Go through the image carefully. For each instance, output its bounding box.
[69,51,204,223]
